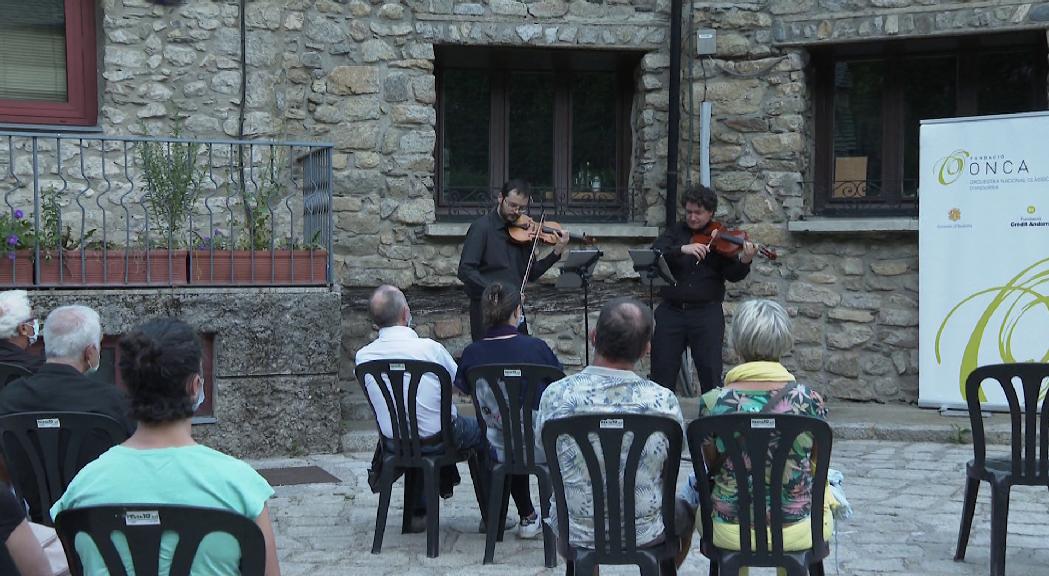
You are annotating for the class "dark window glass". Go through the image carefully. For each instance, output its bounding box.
[570,72,618,203]
[901,56,956,198]
[441,69,490,206]
[977,51,1040,116]
[832,60,883,201]
[508,72,555,201]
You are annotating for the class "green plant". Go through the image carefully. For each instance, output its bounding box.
[37,186,95,254]
[0,208,33,260]
[949,423,972,444]
[237,151,287,250]
[139,120,205,247]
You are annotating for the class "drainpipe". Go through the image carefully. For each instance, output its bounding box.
[665,0,683,226]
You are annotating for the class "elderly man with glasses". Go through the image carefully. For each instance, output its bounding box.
[0,290,44,376]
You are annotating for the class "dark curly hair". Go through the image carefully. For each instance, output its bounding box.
[481,282,521,330]
[680,184,718,213]
[118,318,202,424]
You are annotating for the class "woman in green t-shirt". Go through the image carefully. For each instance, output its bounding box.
[52,319,281,576]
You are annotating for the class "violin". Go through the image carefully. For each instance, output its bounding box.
[690,221,777,260]
[508,214,595,245]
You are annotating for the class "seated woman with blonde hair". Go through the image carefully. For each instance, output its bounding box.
[677,298,833,575]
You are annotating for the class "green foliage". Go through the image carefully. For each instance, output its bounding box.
[139,121,205,246]
[0,208,33,260]
[240,161,284,250]
[37,186,96,253]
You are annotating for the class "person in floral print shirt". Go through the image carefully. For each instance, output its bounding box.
[676,298,832,575]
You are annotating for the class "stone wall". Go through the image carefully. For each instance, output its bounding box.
[49,1,1049,413]
[29,287,342,457]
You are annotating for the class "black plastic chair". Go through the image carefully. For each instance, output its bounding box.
[54,504,265,576]
[466,363,563,567]
[355,359,486,558]
[686,413,832,576]
[0,361,31,388]
[541,413,682,576]
[954,362,1049,576]
[0,411,128,525]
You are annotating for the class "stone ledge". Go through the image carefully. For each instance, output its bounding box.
[426,222,660,239]
[787,217,918,233]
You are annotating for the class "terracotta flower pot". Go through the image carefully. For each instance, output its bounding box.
[190,250,327,285]
[0,250,35,286]
[37,250,189,286]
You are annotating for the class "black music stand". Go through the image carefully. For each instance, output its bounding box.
[557,249,603,365]
[629,249,676,313]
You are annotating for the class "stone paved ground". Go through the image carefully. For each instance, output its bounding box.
[252,441,1049,575]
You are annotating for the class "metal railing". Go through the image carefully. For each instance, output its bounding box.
[809,179,918,217]
[436,185,638,222]
[0,131,333,287]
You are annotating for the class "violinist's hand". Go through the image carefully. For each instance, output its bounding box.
[739,241,758,264]
[681,242,709,261]
[553,228,570,256]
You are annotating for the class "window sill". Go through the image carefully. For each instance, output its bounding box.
[0,123,103,133]
[787,217,918,233]
[426,222,660,239]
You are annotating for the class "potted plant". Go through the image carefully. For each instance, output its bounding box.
[0,208,35,286]
[34,185,107,286]
[134,123,201,285]
[189,157,327,286]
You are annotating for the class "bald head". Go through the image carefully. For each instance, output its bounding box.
[369,285,409,328]
[593,297,653,365]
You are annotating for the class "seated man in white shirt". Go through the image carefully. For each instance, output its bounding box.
[355,285,507,532]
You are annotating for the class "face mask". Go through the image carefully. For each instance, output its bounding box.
[27,319,39,345]
[193,377,205,411]
[406,313,414,329]
[86,357,99,375]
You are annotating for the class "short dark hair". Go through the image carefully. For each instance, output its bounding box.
[680,184,717,213]
[118,318,202,424]
[369,285,407,328]
[481,282,521,330]
[500,179,531,199]
[593,297,653,364]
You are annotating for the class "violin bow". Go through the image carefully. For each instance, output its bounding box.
[519,211,546,296]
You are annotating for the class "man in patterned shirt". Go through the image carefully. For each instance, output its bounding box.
[536,297,684,552]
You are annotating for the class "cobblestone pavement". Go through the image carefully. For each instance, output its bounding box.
[251,440,1049,575]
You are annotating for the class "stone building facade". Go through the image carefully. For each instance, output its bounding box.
[6,1,1049,432]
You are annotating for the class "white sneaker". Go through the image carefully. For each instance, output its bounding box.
[478,514,517,533]
[516,512,542,539]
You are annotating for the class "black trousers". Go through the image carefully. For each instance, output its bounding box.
[650,301,724,394]
[469,298,529,342]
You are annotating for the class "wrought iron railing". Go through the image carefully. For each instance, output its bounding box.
[0,131,333,287]
[436,185,637,222]
[809,179,918,217]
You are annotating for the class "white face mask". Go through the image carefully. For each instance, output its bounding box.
[26,319,39,345]
[86,356,100,375]
[193,377,205,411]
[406,312,414,329]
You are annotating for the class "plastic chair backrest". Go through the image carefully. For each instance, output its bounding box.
[54,504,265,576]
[0,361,32,388]
[686,413,832,563]
[355,359,457,462]
[966,362,1049,484]
[466,363,564,471]
[0,411,128,524]
[541,413,682,560]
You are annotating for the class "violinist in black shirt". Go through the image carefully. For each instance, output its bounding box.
[457,180,569,341]
[650,184,757,394]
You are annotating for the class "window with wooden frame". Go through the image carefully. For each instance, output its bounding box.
[435,47,641,222]
[811,32,1047,217]
[0,0,98,126]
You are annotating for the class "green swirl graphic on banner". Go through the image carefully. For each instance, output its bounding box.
[934,149,970,186]
[935,256,1049,401]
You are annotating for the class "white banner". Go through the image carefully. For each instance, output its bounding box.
[919,112,1049,410]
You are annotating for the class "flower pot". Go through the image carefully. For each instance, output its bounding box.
[190,250,327,285]
[0,250,35,286]
[38,250,188,286]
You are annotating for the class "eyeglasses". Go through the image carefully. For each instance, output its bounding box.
[503,199,528,213]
